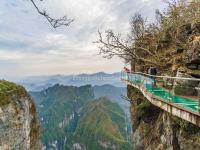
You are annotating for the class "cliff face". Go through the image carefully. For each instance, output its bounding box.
[128,22,200,150]
[128,85,200,150]
[0,80,41,150]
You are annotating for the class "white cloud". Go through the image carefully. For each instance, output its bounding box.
[0,50,24,60]
[0,0,164,79]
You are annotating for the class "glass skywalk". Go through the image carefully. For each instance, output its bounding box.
[122,72,199,112]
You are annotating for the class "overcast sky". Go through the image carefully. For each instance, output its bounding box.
[0,0,165,80]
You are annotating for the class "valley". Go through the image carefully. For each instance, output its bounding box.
[29,74,132,150]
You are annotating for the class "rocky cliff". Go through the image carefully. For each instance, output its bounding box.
[128,85,200,150]
[0,80,41,150]
[128,21,200,150]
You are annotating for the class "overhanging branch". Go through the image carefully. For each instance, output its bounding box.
[30,0,74,28]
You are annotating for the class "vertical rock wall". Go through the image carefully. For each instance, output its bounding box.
[128,85,200,150]
[128,22,200,150]
[0,81,41,150]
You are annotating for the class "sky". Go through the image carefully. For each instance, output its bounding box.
[0,0,165,80]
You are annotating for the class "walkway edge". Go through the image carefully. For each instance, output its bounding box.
[123,79,200,127]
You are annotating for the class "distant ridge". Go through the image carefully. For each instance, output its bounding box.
[19,72,124,91]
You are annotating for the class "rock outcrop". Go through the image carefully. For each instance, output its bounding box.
[0,80,41,150]
[128,22,200,150]
[173,69,199,96]
[128,85,200,150]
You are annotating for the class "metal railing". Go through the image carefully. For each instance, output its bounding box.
[121,71,200,112]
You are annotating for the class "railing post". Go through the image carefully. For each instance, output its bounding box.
[151,76,153,92]
[135,75,136,83]
[198,88,200,113]
[152,79,154,92]
[130,73,132,83]
[145,78,147,88]
[195,87,200,113]
[199,89,200,113]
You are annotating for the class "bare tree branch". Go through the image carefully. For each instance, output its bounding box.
[95,28,160,67]
[120,95,133,104]
[95,0,200,72]
[30,0,74,28]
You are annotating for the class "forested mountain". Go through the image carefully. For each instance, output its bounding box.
[31,84,94,149]
[30,84,132,150]
[70,97,132,150]
[93,84,129,113]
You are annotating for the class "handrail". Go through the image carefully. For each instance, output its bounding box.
[122,71,200,82]
[121,71,200,127]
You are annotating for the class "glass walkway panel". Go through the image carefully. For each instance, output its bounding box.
[121,71,199,112]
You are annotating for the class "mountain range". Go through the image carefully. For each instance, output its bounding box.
[19,72,124,92]
[30,84,132,150]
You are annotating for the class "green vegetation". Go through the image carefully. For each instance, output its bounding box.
[0,80,27,106]
[70,97,132,150]
[0,80,40,149]
[30,85,94,149]
[31,85,132,149]
[31,84,95,149]
[136,100,150,113]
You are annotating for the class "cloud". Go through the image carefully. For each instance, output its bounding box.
[0,0,164,80]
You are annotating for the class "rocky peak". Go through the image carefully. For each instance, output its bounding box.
[0,80,41,149]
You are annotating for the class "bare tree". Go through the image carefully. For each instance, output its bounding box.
[95,0,200,72]
[95,1,200,70]
[130,13,146,40]
[30,0,74,28]
[95,14,163,67]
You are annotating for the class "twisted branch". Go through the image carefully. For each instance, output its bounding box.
[30,0,74,28]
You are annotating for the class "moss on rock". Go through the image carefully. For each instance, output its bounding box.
[0,80,27,106]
